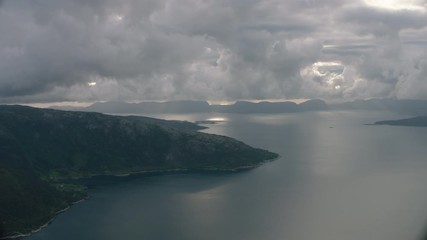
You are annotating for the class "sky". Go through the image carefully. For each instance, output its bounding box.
[0,0,426,104]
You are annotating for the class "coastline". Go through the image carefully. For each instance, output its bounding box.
[0,198,88,240]
[72,157,279,180]
[1,156,279,239]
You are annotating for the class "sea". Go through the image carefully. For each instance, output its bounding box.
[26,110,427,240]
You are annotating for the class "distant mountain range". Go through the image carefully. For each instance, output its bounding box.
[211,99,329,113]
[86,100,211,114]
[51,98,427,116]
[52,99,330,114]
[332,99,427,116]
[0,105,277,238]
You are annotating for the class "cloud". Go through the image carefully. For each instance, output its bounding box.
[395,56,427,99]
[0,0,426,103]
[338,5,427,37]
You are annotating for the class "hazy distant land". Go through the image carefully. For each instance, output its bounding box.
[51,99,330,114]
[51,98,427,116]
[333,99,427,116]
[0,105,277,238]
[373,116,427,127]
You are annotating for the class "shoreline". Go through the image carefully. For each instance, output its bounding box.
[70,157,279,180]
[0,198,88,240]
[1,156,279,239]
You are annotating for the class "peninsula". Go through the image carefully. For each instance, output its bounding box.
[373,116,427,127]
[0,105,278,238]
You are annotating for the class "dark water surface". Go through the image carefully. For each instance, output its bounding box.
[27,111,427,240]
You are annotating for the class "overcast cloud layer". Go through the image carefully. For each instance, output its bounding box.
[0,0,426,103]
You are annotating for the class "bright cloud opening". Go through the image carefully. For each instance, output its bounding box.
[109,14,124,22]
[364,0,425,11]
[300,61,346,97]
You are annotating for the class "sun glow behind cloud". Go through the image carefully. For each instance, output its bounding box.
[364,0,426,11]
[109,14,124,23]
[300,61,346,97]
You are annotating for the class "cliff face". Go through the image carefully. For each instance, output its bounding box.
[0,105,277,238]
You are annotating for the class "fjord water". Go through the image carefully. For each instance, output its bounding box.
[27,111,427,240]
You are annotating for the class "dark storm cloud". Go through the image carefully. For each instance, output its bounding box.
[0,0,426,103]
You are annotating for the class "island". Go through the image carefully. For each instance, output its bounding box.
[0,105,278,238]
[373,116,427,127]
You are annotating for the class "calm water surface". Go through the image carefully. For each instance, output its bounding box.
[27,111,427,240]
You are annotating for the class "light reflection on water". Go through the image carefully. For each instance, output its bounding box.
[27,111,427,240]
